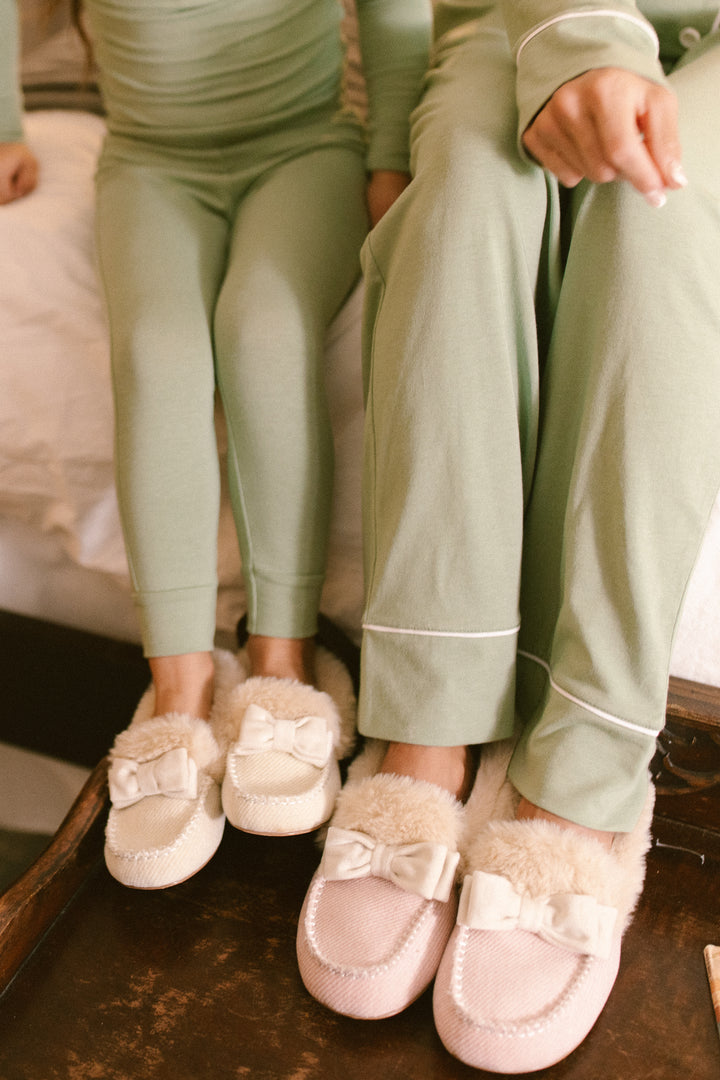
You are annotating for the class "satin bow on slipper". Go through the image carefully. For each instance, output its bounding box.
[235,703,333,768]
[320,825,460,902]
[108,747,199,809]
[457,869,617,959]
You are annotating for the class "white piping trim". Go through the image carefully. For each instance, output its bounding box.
[518,650,659,737]
[515,10,660,63]
[363,623,520,640]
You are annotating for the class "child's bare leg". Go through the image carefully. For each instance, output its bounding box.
[246,634,316,685]
[378,742,474,802]
[149,651,216,720]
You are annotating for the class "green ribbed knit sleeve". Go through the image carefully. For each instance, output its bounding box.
[356,0,432,172]
[1,0,24,142]
[500,0,667,149]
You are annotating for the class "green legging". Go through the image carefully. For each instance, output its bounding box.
[358,8,720,832]
[95,134,368,657]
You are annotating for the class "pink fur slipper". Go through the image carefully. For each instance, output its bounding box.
[433,769,654,1074]
[104,649,242,889]
[218,648,356,836]
[297,739,513,1020]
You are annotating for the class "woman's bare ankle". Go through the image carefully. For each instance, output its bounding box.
[246,633,316,685]
[379,742,474,802]
[516,797,615,850]
[149,651,215,720]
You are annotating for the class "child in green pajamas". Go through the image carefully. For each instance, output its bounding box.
[0,0,432,885]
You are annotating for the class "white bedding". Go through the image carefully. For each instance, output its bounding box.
[0,109,717,686]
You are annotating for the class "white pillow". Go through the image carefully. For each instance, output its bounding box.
[0,110,125,579]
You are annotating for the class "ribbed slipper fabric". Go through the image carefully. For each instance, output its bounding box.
[219,647,356,836]
[297,741,464,1019]
[104,648,242,889]
[433,778,654,1073]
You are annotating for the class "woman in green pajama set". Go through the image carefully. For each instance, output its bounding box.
[360,0,720,834]
[0,0,431,885]
[297,1,720,1071]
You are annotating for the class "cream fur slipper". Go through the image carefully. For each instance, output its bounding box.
[218,647,356,836]
[104,649,243,889]
[433,759,654,1074]
[296,739,513,1020]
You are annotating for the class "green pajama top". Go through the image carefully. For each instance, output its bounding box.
[6,1,718,154]
[1,0,432,170]
[436,0,719,147]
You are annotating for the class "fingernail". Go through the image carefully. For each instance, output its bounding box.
[645,189,667,209]
[669,162,688,187]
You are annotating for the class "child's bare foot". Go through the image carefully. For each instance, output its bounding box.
[246,634,316,685]
[379,742,475,802]
[149,651,215,720]
[516,797,615,850]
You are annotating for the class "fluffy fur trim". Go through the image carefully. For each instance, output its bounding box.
[332,771,464,851]
[108,647,244,783]
[461,738,519,845]
[110,713,225,782]
[344,738,387,783]
[323,736,516,852]
[463,783,655,932]
[313,647,356,758]
[223,646,356,760]
[212,647,246,716]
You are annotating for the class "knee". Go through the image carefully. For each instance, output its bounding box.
[110,311,216,412]
[372,105,548,279]
[571,173,715,286]
[214,294,327,399]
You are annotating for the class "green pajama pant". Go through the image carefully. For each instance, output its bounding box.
[95,128,368,657]
[359,9,720,832]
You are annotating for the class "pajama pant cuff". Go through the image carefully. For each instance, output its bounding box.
[357,626,519,747]
[509,654,660,834]
[246,572,324,640]
[135,584,218,658]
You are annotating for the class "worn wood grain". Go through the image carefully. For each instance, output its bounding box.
[0,825,718,1080]
[667,676,720,733]
[0,759,108,994]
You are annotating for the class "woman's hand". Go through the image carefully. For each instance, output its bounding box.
[366,169,411,226]
[522,68,686,207]
[0,142,39,204]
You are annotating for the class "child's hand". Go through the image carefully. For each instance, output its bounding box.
[0,142,39,204]
[366,170,411,226]
[522,68,686,208]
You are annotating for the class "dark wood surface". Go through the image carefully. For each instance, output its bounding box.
[0,817,717,1080]
[1,611,719,1079]
[0,759,108,992]
[654,677,720,863]
[667,676,720,733]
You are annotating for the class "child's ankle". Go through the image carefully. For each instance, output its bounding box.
[246,634,316,685]
[149,651,215,720]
